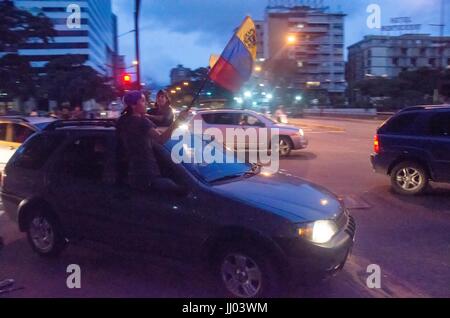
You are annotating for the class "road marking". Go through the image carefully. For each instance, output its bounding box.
[345,255,430,298]
[306,130,346,134]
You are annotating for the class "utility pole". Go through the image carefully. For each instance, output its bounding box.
[134,0,141,90]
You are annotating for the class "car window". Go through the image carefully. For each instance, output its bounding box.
[239,114,264,127]
[382,113,422,135]
[202,113,240,125]
[12,124,34,143]
[429,112,450,137]
[58,136,110,182]
[11,134,64,170]
[0,123,7,141]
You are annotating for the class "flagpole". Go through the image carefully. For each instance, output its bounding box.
[188,69,211,110]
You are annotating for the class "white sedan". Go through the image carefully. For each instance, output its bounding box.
[183,109,308,156]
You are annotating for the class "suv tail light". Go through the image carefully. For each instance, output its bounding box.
[374,134,380,154]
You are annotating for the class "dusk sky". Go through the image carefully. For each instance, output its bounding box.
[112,0,448,86]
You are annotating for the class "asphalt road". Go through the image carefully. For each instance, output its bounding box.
[1,117,449,298]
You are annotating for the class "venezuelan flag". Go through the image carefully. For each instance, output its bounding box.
[209,16,257,92]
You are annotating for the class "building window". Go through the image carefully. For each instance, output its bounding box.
[401,48,408,55]
[420,48,426,55]
[429,58,436,67]
[411,58,417,67]
[393,57,399,66]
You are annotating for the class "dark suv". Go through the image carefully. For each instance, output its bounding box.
[1,120,355,298]
[371,105,450,195]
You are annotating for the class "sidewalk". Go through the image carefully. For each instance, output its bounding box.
[288,118,346,132]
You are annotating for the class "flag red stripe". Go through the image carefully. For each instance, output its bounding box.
[209,57,244,92]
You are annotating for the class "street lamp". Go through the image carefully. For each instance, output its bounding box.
[287,34,297,45]
[254,65,262,72]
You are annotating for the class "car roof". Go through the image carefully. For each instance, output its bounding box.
[194,109,260,115]
[0,116,56,125]
[399,104,450,113]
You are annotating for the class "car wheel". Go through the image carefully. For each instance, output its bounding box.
[279,137,292,157]
[26,210,66,257]
[215,243,281,298]
[390,162,429,196]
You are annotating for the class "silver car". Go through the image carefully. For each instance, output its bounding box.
[186,109,308,156]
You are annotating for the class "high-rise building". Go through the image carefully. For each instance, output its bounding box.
[170,65,192,85]
[347,34,450,84]
[259,2,346,100]
[254,20,266,60]
[12,0,116,76]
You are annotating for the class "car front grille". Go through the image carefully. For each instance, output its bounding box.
[345,214,356,239]
[335,210,348,230]
[335,210,356,240]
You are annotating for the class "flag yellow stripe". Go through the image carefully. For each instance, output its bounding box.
[236,16,257,61]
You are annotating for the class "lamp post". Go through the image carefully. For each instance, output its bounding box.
[134,0,141,90]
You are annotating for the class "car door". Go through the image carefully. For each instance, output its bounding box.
[0,123,17,168]
[104,143,210,260]
[201,112,241,149]
[238,113,267,152]
[427,111,450,181]
[47,133,116,241]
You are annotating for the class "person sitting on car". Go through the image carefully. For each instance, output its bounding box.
[117,90,187,191]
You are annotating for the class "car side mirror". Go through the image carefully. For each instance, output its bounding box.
[151,178,187,196]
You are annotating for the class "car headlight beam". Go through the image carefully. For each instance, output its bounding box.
[298,220,338,244]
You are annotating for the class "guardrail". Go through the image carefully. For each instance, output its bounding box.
[299,108,395,120]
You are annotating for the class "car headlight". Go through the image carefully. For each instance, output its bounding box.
[298,220,338,244]
[298,128,304,137]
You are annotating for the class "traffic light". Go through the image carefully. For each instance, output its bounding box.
[123,74,132,84]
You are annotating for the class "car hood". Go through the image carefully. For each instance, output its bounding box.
[273,124,300,131]
[212,172,343,223]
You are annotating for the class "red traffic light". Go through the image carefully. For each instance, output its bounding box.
[123,74,132,83]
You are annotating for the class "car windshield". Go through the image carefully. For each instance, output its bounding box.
[262,114,278,124]
[164,134,256,183]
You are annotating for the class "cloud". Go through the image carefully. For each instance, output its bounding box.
[112,0,448,86]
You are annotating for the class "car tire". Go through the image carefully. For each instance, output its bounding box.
[390,161,429,196]
[214,242,282,298]
[26,209,66,258]
[279,136,293,157]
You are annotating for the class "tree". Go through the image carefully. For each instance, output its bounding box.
[264,58,298,88]
[0,54,36,101]
[40,55,115,107]
[350,67,450,109]
[0,0,56,51]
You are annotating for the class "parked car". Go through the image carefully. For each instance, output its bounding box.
[371,105,450,195]
[0,116,56,171]
[1,120,354,298]
[185,109,308,156]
